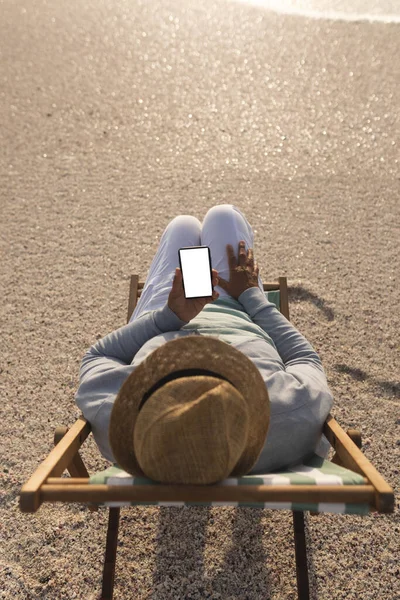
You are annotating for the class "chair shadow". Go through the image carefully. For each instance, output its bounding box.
[287,285,335,322]
[334,364,400,399]
[150,505,317,599]
[286,287,399,399]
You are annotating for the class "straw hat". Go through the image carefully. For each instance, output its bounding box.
[109,336,270,485]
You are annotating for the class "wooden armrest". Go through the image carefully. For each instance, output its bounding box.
[323,413,394,513]
[20,416,91,513]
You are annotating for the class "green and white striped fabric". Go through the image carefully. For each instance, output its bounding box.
[265,289,280,310]
[90,454,370,515]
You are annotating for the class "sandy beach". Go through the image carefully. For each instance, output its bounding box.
[1,0,399,598]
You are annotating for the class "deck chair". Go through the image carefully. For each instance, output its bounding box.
[20,275,395,600]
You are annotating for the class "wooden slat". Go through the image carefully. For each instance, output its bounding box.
[19,417,91,513]
[67,453,90,479]
[47,478,93,485]
[135,280,281,299]
[53,424,97,512]
[54,426,90,479]
[126,274,139,322]
[135,277,280,298]
[262,282,280,291]
[138,281,281,294]
[46,474,369,486]
[101,507,120,599]
[278,276,290,320]
[41,483,375,506]
[323,414,394,513]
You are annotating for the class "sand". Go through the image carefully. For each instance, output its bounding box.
[1,0,399,598]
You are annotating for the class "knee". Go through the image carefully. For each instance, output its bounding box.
[168,215,201,229]
[204,204,235,220]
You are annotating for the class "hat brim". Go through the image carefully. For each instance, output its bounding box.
[109,336,270,479]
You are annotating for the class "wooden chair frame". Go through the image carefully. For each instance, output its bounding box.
[20,275,395,600]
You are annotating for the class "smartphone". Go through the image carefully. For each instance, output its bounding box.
[178,246,213,299]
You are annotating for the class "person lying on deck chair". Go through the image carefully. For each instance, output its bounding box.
[75,204,334,485]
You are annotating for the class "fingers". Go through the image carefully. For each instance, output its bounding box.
[247,247,254,266]
[238,240,247,266]
[226,242,254,268]
[226,244,237,270]
[211,269,219,286]
[226,241,248,268]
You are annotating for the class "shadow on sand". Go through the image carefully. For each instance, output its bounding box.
[288,285,335,322]
[334,364,400,399]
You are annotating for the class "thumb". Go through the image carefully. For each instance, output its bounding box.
[172,268,181,287]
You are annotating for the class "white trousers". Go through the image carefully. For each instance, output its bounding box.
[130,204,265,321]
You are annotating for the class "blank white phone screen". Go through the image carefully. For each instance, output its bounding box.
[180,248,212,298]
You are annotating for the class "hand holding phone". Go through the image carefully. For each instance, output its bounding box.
[167,247,219,322]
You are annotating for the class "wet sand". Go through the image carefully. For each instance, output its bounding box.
[1,0,399,598]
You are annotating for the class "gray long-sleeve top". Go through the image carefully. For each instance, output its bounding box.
[75,287,334,474]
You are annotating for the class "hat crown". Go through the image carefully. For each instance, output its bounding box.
[109,336,270,482]
[133,376,249,485]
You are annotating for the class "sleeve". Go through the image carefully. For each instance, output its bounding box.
[75,303,188,463]
[238,287,324,371]
[238,287,334,470]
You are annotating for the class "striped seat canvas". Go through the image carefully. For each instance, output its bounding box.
[89,453,369,515]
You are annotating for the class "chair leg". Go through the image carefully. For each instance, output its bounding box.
[292,511,310,600]
[100,507,121,600]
